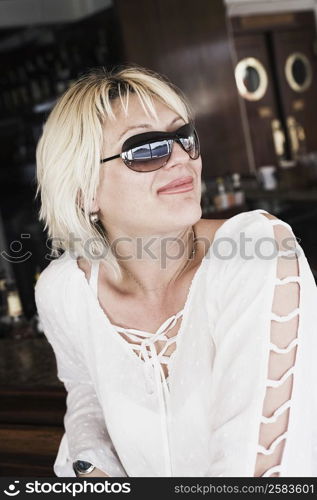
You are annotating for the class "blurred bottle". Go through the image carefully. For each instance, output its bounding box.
[54,46,71,94]
[16,65,29,107]
[201,180,211,215]
[69,43,82,81]
[6,280,34,340]
[31,266,44,337]
[0,275,11,338]
[36,53,51,100]
[231,173,245,206]
[95,29,109,65]
[25,58,43,104]
[258,166,278,191]
[214,177,230,210]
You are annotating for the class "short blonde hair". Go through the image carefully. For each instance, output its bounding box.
[35,65,193,278]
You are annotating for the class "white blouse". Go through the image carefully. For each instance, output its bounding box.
[34,209,317,477]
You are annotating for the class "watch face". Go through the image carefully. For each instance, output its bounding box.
[73,460,94,474]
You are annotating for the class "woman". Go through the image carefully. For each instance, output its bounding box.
[35,66,317,478]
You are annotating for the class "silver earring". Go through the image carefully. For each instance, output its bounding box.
[90,212,99,224]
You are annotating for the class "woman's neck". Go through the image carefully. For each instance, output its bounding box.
[106,224,198,300]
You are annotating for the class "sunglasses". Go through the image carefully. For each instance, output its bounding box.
[100,122,200,172]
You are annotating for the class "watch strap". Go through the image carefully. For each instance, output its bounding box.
[73,460,96,475]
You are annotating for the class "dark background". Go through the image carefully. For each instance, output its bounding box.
[1,0,317,475]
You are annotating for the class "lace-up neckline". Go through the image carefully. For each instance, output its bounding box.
[87,259,188,391]
[111,308,184,385]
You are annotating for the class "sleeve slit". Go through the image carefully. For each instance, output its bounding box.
[266,366,294,388]
[271,308,300,322]
[257,431,288,455]
[254,212,300,478]
[269,220,293,230]
[269,338,298,354]
[261,465,282,477]
[260,399,291,424]
[275,276,301,285]
[277,250,298,257]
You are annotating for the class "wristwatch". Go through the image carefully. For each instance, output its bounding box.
[72,460,96,476]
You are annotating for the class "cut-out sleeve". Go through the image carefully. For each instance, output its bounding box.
[35,275,127,477]
[253,213,300,477]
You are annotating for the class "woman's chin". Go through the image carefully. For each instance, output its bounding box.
[165,201,202,223]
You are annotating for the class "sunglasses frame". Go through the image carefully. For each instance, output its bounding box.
[100,122,200,172]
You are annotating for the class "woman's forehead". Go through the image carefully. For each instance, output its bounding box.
[104,96,183,144]
[112,93,179,122]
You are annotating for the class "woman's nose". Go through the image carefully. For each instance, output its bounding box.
[165,140,189,168]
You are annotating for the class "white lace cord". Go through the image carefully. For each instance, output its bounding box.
[148,342,173,475]
[114,309,184,392]
[113,309,184,476]
[138,313,181,476]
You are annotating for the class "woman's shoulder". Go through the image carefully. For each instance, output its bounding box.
[195,217,227,241]
[34,251,80,304]
[198,209,277,244]
[76,256,91,282]
[200,209,291,277]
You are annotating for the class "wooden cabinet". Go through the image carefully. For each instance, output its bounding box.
[231,11,317,168]
[232,33,280,167]
[0,338,65,476]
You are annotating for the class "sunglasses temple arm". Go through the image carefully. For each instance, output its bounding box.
[100,153,121,164]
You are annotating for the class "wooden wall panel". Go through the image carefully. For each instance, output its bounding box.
[114,0,250,179]
[0,385,65,476]
[0,424,63,476]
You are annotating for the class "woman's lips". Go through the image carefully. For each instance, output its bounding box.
[157,176,194,194]
[157,181,194,194]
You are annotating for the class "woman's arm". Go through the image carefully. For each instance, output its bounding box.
[79,468,110,477]
[253,212,300,477]
[34,269,127,478]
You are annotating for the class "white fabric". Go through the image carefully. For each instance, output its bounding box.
[34,209,317,477]
[110,308,183,393]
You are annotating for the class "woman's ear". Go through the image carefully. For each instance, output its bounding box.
[91,197,100,213]
[76,190,99,213]
[76,190,84,210]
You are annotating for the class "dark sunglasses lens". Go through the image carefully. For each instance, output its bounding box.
[124,140,171,172]
[179,130,200,159]
[122,125,200,172]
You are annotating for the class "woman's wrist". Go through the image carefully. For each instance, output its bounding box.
[73,460,110,477]
[73,460,95,475]
[80,467,110,477]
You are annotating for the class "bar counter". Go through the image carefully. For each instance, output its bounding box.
[0,336,65,476]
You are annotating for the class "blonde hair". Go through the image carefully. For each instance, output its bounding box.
[35,65,193,279]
